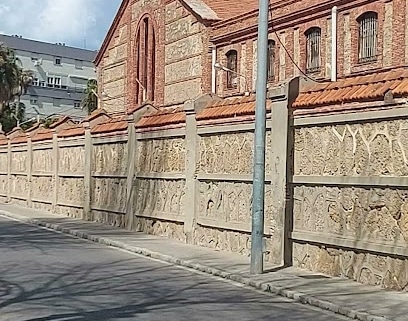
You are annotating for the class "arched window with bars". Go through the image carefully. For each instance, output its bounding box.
[267,40,275,81]
[358,12,378,63]
[226,50,238,89]
[305,27,321,73]
[134,15,156,105]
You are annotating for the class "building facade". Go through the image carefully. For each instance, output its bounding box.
[96,0,408,111]
[0,34,97,121]
[72,0,408,290]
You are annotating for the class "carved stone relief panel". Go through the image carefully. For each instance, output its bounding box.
[294,120,408,176]
[92,142,128,174]
[134,216,186,242]
[32,149,53,173]
[193,225,251,256]
[198,131,272,175]
[0,152,7,172]
[55,205,82,219]
[197,181,273,229]
[294,185,408,244]
[58,146,85,174]
[293,242,408,291]
[32,201,52,213]
[10,198,27,207]
[0,175,8,195]
[134,178,185,217]
[31,176,54,201]
[91,177,127,213]
[137,138,185,173]
[58,178,84,205]
[11,151,27,173]
[92,210,126,228]
[10,175,28,197]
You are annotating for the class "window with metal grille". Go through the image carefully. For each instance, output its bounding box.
[305,27,321,73]
[267,40,275,81]
[226,50,238,89]
[358,12,378,63]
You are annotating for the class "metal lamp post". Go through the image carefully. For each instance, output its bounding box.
[250,0,269,275]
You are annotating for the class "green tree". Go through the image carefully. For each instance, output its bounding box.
[0,44,22,115]
[0,102,26,133]
[0,44,33,132]
[81,79,98,114]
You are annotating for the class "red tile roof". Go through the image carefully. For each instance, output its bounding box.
[202,0,258,20]
[197,95,271,121]
[58,125,85,138]
[137,107,186,129]
[31,127,53,142]
[10,132,27,145]
[293,68,408,108]
[91,115,128,135]
[0,133,8,146]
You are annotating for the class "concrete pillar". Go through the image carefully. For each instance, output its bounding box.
[83,127,92,221]
[52,133,59,213]
[6,141,11,203]
[183,101,198,243]
[27,138,33,207]
[125,120,136,230]
[267,77,299,266]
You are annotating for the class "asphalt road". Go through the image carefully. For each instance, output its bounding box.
[0,216,350,321]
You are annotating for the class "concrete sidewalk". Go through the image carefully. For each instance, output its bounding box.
[0,203,407,321]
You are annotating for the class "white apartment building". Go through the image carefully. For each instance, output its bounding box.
[0,34,97,121]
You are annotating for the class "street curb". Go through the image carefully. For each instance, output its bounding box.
[0,210,391,321]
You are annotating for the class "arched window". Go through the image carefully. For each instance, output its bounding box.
[305,27,321,73]
[226,50,238,89]
[358,12,378,62]
[135,15,156,105]
[267,40,275,81]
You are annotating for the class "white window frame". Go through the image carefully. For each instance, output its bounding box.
[54,77,61,89]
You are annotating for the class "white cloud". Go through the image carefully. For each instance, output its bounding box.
[0,0,114,49]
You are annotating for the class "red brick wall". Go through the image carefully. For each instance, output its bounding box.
[213,0,408,97]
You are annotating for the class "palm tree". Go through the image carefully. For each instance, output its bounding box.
[0,44,22,114]
[81,79,98,114]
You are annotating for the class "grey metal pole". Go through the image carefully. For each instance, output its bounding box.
[251,0,269,275]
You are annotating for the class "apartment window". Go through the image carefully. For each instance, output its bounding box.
[267,40,276,81]
[54,77,61,89]
[55,57,62,65]
[32,78,39,86]
[358,12,378,63]
[47,77,55,88]
[74,101,81,108]
[30,96,38,104]
[226,50,238,89]
[39,80,46,87]
[75,59,83,69]
[305,27,321,73]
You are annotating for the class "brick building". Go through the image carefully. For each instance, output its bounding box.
[96,0,408,112]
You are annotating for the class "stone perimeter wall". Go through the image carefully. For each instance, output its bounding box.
[0,120,276,261]
[293,113,408,291]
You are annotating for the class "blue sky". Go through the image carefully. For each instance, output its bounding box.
[0,0,122,50]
